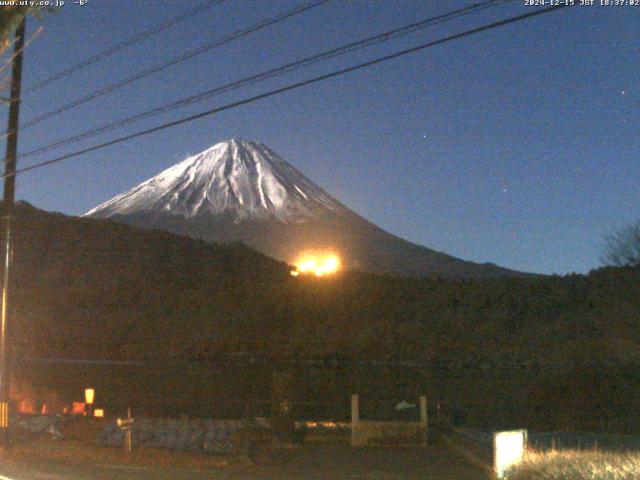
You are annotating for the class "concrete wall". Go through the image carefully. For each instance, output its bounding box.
[351,394,427,447]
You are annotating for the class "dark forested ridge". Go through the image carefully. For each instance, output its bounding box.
[6,202,640,430]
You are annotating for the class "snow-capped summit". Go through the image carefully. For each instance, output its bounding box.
[85,138,348,222]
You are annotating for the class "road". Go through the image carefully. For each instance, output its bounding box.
[0,437,488,480]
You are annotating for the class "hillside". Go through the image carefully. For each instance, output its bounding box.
[5,202,640,429]
[9,201,292,360]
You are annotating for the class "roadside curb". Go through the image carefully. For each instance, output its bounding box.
[440,430,493,475]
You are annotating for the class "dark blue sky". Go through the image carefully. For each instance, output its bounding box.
[6,0,639,275]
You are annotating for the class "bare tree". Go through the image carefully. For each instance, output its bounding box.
[0,8,31,100]
[0,6,32,43]
[0,7,44,104]
[602,221,640,267]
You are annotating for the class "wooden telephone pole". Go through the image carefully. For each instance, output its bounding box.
[0,17,26,438]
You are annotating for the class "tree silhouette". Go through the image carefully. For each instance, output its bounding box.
[602,221,640,267]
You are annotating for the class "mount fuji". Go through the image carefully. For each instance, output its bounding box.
[85,139,523,279]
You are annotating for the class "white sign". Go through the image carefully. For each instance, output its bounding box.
[493,429,527,478]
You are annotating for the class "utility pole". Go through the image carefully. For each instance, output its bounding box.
[0,17,26,439]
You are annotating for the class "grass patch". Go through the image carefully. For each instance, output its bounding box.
[506,449,640,480]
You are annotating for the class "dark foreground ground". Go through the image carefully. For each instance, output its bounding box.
[0,435,488,480]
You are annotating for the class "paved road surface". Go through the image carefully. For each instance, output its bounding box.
[0,438,488,480]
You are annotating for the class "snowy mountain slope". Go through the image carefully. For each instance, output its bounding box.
[86,139,349,222]
[86,139,526,279]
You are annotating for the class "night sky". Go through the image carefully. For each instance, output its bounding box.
[4,0,638,275]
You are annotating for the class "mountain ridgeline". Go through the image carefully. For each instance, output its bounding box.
[85,139,524,279]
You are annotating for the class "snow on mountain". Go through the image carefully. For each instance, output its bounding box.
[85,139,348,222]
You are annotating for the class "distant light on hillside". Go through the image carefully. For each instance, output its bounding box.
[291,254,341,277]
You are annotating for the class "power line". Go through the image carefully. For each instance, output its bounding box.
[2,4,571,181]
[23,0,226,94]
[6,0,331,137]
[19,0,513,161]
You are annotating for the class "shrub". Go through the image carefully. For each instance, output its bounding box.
[507,449,640,480]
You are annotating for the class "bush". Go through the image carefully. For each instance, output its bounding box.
[507,449,640,480]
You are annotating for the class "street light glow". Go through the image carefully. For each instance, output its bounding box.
[84,388,95,405]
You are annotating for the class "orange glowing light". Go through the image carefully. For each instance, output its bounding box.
[291,254,341,277]
[18,399,35,414]
[84,388,95,405]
